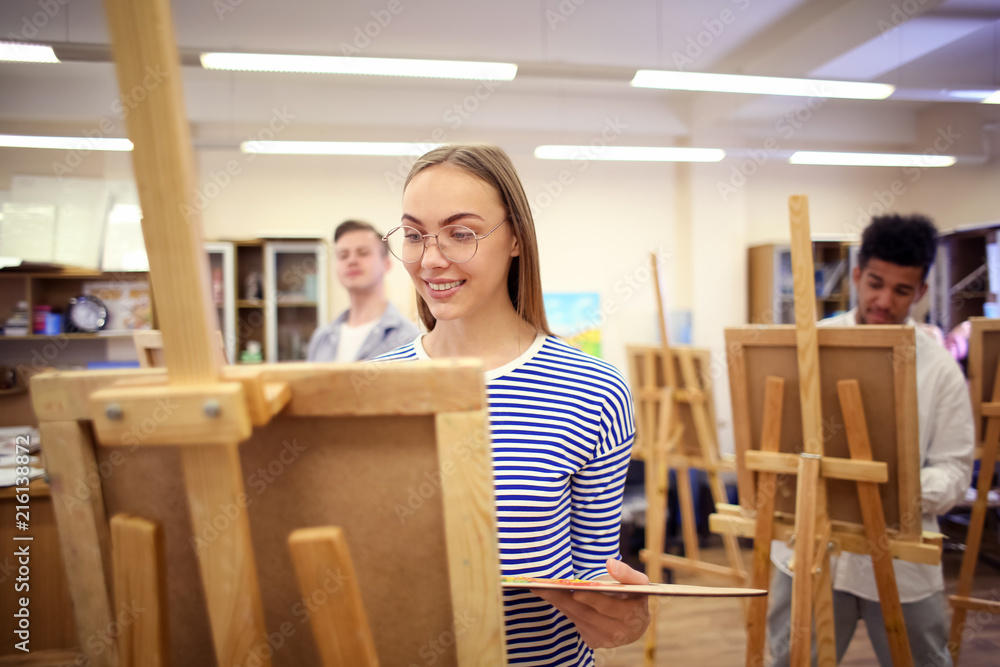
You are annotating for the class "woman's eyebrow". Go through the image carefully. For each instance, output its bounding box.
[401,212,485,227]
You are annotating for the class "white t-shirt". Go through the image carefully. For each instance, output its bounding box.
[335,318,379,362]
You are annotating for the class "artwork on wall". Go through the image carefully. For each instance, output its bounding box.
[543,292,602,357]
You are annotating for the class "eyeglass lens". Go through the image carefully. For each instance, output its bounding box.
[387,225,480,263]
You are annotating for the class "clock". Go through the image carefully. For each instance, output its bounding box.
[66,295,108,333]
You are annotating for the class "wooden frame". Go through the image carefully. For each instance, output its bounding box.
[948,316,1000,665]
[711,195,939,667]
[134,330,226,369]
[628,343,744,579]
[724,325,922,538]
[969,316,1000,456]
[636,253,749,667]
[627,344,720,461]
[34,361,506,666]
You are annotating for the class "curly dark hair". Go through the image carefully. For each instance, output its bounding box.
[858,214,938,281]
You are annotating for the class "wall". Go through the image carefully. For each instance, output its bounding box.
[2,119,998,453]
[190,143,683,376]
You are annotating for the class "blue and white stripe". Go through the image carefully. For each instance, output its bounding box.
[377,334,635,666]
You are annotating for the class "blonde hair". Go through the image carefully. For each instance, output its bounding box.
[404,144,552,335]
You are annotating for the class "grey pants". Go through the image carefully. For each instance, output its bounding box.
[766,569,952,667]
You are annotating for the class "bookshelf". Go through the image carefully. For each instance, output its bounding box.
[930,221,1000,332]
[747,240,856,324]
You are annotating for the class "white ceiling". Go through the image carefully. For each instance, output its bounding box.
[1,0,999,156]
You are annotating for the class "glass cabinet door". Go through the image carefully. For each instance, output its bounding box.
[263,241,329,362]
[205,241,236,363]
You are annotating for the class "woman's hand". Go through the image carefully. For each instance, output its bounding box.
[532,558,651,649]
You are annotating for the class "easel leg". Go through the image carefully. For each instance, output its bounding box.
[111,514,169,667]
[288,527,380,667]
[838,380,913,666]
[789,455,820,667]
[949,402,1000,664]
[676,464,701,561]
[39,421,119,667]
[813,546,836,666]
[181,445,271,667]
[679,354,748,589]
[746,378,784,667]
[643,389,674,667]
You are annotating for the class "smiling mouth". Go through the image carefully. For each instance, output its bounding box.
[429,280,465,291]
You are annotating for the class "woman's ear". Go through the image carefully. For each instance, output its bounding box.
[510,232,520,258]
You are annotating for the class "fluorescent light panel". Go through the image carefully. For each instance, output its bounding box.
[789,151,955,167]
[946,90,996,101]
[632,70,894,100]
[0,135,133,151]
[241,141,440,156]
[0,41,59,63]
[984,91,1000,104]
[202,52,516,81]
[535,145,725,162]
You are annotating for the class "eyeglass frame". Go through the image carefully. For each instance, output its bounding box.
[381,217,510,264]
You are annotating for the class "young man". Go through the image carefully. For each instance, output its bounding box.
[307,220,418,362]
[767,214,975,666]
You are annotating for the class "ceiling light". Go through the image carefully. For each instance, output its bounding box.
[0,41,59,63]
[984,91,1000,104]
[788,151,955,167]
[945,90,997,101]
[240,141,441,156]
[201,52,517,81]
[534,145,725,162]
[0,135,133,151]
[631,70,894,100]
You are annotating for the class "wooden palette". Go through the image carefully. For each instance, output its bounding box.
[501,577,766,597]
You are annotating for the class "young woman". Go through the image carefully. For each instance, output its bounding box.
[377,144,649,666]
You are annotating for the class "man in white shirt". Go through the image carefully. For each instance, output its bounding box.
[767,214,975,666]
[307,220,418,362]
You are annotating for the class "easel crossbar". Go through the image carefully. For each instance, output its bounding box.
[745,450,888,483]
[948,596,1000,613]
[709,507,942,565]
[638,550,748,582]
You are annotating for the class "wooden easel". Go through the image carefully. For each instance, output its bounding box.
[638,253,748,665]
[710,196,944,667]
[948,316,1000,665]
[31,0,506,665]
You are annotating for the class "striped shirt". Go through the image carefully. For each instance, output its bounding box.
[376,333,635,666]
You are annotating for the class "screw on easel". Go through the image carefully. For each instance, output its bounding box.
[204,399,221,418]
[788,534,796,547]
[106,403,123,420]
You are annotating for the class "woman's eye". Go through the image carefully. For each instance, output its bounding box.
[403,231,422,243]
[450,229,475,242]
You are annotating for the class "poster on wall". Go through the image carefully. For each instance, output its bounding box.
[543,292,602,358]
[84,280,153,332]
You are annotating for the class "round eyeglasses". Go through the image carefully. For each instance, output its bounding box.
[382,218,509,264]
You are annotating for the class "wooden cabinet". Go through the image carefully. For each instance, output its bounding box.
[0,268,152,426]
[0,480,78,656]
[747,240,855,324]
[930,222,1000,332]
[0,268,152,339]
[220,238,329,364]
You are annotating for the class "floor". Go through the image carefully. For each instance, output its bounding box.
[598,517,1000,667]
